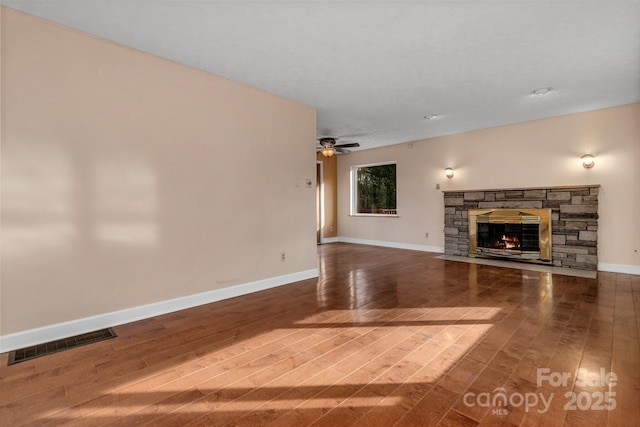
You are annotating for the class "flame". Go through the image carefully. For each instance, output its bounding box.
[502,234,520,249]
[494,234,521,250]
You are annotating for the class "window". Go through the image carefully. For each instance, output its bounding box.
[351,162,397,215]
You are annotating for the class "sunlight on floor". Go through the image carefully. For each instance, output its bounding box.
[68,306,503,421]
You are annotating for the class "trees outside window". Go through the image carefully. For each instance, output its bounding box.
[351,163,397,215]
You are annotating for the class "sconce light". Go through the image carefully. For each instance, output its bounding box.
[320,147,336,158]
[581,152,595,169]
[444,167,454,179]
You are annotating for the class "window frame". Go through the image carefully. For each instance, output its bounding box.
[349,161,398,217]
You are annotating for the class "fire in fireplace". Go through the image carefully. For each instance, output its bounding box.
[468,209,552,264]
[477,223,540,251]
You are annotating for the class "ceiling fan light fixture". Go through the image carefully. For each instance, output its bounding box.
[317,136,359,156]
[320,146,336,157]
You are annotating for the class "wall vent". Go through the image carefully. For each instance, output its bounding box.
[7,328,117,365]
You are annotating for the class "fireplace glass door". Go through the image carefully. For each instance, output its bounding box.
[476,223,540,252]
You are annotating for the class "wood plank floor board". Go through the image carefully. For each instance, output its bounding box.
[1,243,638,426]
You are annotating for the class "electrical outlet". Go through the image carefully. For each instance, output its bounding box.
[436,183,440,190]
[329,226,334,232]
[281,252,286,262]
[425,232,429,238]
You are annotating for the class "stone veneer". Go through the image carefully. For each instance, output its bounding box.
[444,186,599,271]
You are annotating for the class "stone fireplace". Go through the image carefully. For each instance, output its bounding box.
[444,186,599,271]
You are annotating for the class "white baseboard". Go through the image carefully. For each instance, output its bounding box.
[337,237,444,254]
[598,263,640,275]
[320,237,339,244]
[0,268,319,353]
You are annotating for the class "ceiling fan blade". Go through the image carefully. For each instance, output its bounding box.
[334,142,360,149]
[335,147,351,153]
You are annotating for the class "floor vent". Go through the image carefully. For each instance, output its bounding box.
[7,328,117,365]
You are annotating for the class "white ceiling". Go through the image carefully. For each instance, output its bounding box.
[3,1,640,152]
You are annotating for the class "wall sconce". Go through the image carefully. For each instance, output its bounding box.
[444,167,454,178]
[581,152,595,169]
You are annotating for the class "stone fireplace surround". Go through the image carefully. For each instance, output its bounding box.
[444,185,599,271]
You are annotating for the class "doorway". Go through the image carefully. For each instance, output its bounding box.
[316,161,323,244]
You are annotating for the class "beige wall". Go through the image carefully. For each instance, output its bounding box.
[338,103,640,272]
[317,153,338,239]
[1,8,317,335]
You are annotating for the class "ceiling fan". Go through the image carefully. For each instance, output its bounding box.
[317,137,360,157]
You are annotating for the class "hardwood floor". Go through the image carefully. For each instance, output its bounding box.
[1,243,639,426]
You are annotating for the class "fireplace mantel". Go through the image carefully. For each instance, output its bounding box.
[442,184,600,194]
[443,185,599,271]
